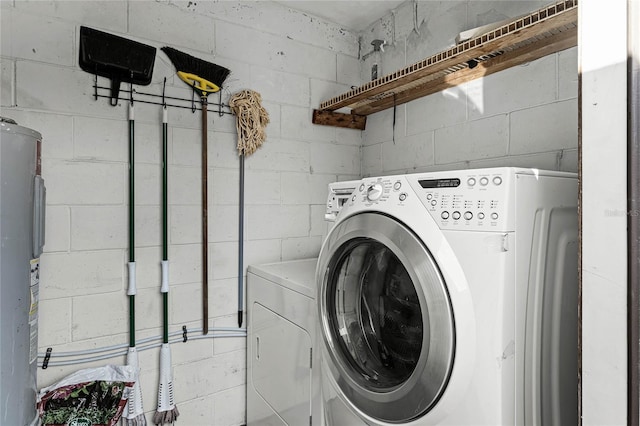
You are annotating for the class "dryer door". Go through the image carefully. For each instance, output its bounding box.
[318,212,455,423]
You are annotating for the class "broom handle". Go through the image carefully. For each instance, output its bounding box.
[162,107,169,344]
[128,103,136,349]
[202,95,209,335]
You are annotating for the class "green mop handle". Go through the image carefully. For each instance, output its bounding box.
[127,102,137,349]
[161,106,170,344]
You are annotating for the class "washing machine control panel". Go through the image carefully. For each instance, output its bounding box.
[327,170,515,232]
[408,171,514,231]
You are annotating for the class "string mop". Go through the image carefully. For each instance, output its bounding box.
[229,90,269,327]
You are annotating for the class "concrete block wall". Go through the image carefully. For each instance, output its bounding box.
[0,1,360,424]
[357,0,578,176]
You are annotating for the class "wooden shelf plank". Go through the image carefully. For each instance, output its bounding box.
[314,0,578,128]
[312,109,366,130]
[353,27,577,116]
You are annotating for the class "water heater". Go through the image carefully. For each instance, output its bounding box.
[0,117,45,425]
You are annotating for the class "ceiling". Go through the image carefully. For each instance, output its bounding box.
[277,1,405,31]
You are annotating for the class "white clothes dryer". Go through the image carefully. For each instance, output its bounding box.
[317,168,578,426]
[246,258,321,425]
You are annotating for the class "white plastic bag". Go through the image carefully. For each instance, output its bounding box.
[36,365,136,426]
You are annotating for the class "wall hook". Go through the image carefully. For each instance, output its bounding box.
[162,77,167,108]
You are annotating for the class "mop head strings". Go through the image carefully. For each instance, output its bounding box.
[229,90,269,156]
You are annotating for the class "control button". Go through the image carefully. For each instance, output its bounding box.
[426,193,433,200]
[352,195,356,202]
[431,199,437,206]
[478,212,485,220]
[367,184,383,201]
[493,176,503,186]
[467,177,476,187]
[394,181,402,190]
[452,211,461,220]
[359,183,365,192]
[441,211,450,220]
[491,212,499,220]
[464,211,473,220]
[399,193,407,202]
[480,177,489,186]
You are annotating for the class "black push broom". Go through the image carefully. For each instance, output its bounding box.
[161,47,230,335]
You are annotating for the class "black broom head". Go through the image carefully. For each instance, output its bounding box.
[162,46,230,95]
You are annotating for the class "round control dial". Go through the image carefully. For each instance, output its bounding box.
[367,183,384,201]
[464,211,473,220]
[452,211,461,220]
[480,177,489,186]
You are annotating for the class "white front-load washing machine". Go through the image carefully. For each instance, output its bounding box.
[246,258,321,425]
[317,168,578,426]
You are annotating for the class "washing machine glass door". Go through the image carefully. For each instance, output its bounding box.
[318,212,455,423]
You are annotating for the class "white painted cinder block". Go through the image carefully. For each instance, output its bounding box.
[281,104,335,144]
[174,395,214,426]
[169,165,200,205]
[281,236,322,260]
[37,298,71,347]
[2,9,74,66]
[210,130,240,169]
[468,151,562,172]
[382,132,434,172]
[71,292,128,340]
[558,47,578,100]
[211,168,240,205]
[0,58,14,107]
[310,143,359,174]
[43,159,124,205]
[194,1,358,57]
[210,204,240,243]
[406,88,467,136]
[44,206,70,253]
[171,205,201,245]
[466,55,557,119]
[337,54,360,86]
[70,206,126,251]
[169,243,202,285]
[250,65,310,107]
[14,1,128,33]
[134,162,161,206]
[407,1,467,65]
[169,282,201,324]
[39,250,124,299]
[244,170,281,205]
[16,61,122,119]
[212,385,246,426]
[362,109,394,146]
[216,20,337,82]
[73,116,127,162]
[246,205,309,240]
[247,138,310,173]
[172,127,203,167]
[135,205,162,248]
[208,277,238,319]
[509,100,578,155]
[434,115,508,164]
[128,1,215,53]
[245,238,283,269]
[211,241,239,280]
[310,205,328,237]
[362,144,383,177]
